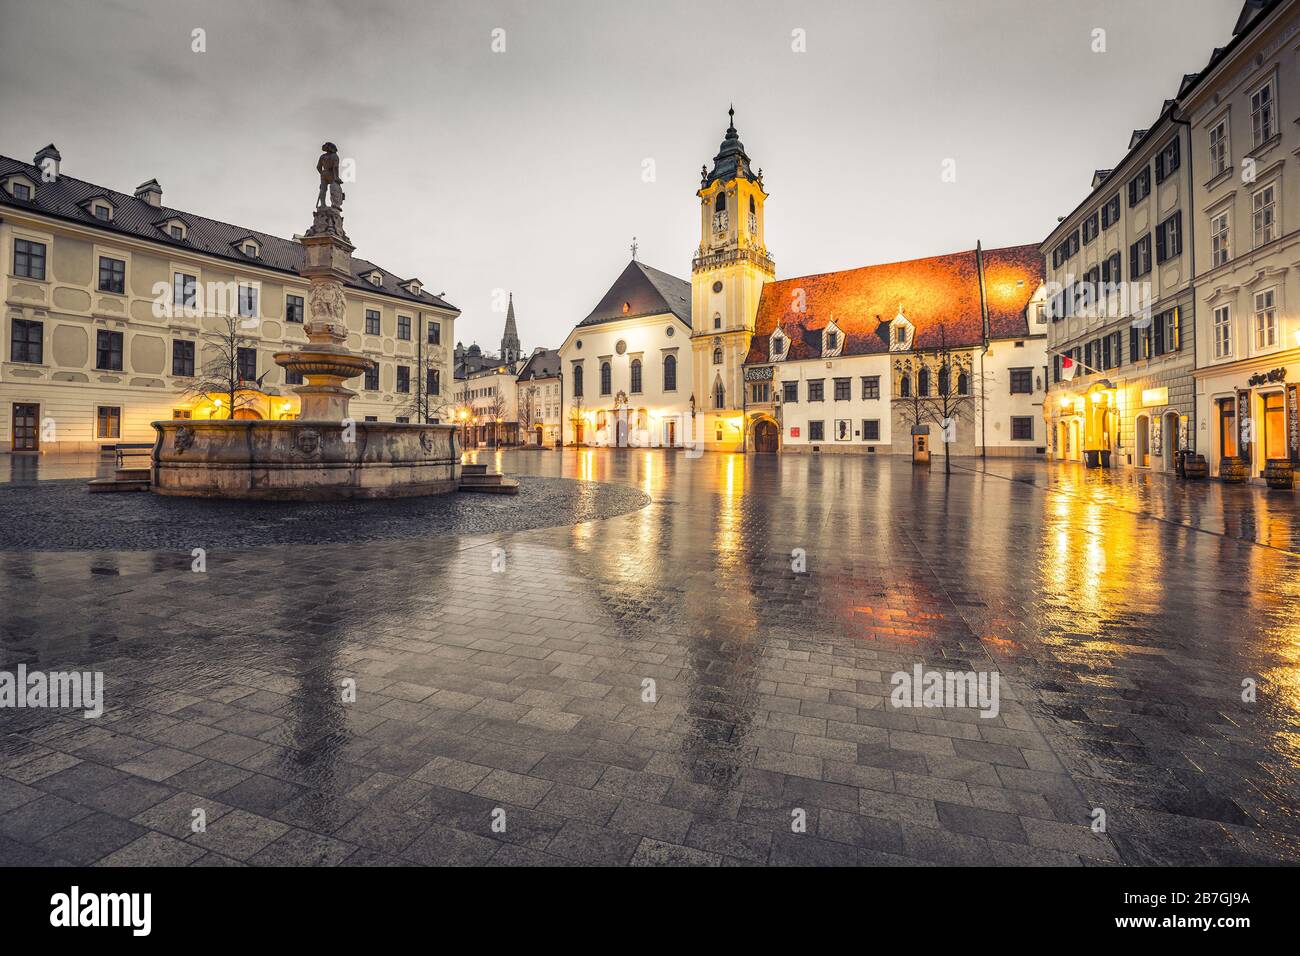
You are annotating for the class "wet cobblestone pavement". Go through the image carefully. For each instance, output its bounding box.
[1,449,1298,866]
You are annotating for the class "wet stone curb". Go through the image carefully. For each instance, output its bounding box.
[0,476,650,552]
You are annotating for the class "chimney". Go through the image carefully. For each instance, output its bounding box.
[34,144,61,182]
[134,178,163,207]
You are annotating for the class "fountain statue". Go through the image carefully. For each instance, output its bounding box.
[150,143,461,499]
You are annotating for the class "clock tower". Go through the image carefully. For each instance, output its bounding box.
[691,107,775,452]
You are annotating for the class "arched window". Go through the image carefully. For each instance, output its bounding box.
[957,371,969,395]
[713,347,723,365]
[899,374,911,398]
[713,313,722,329]
[630,358,642,394]
[749,196,756,214]
[917,368,930,396]
[714,192,725,213]
[714,379,725,409]
[600,361,611,395]
[663,354,677,391]
[573,365,583,398]
[938,367,950,396]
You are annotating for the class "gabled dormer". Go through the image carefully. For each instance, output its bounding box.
[81,195,117,222]
[2,173,38,201]
[822,318,843,357]
[888,306,914,352]
[400,278,423,297]
[157,217,190,241]
[364,269,383,287]
[769,325,788,361]
[233,236,262,259]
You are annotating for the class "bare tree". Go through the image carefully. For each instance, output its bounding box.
[919,327,974,476]
[398,353,455,424]
[518,384,540,445]
[567,394,586,446]
[180,314,260,418]
[485,386,509,446]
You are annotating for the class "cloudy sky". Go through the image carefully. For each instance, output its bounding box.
[2,0,1242,351]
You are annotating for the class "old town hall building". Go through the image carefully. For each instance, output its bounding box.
[559,109,1048,454]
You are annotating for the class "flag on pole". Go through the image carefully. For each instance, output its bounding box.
[1061,356,1077,381]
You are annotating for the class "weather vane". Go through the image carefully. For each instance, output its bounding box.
[630,236,638,261]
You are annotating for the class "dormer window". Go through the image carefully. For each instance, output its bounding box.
[367,271,383,286]
[84,198,116,222]
[236,238,261,258]
[823,320,842,357]
[889,308,914,352]
[5,175,36,201]
[159,218,188,241]
[770,328,787,360]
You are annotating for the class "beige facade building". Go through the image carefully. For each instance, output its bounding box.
[1042,109,1196,473]
[1,146,457,452]
[454,364,520,447]
[1184,0,1300,479]
[515,348,561,447]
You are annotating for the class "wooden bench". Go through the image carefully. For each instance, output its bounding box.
[112,442,153,467]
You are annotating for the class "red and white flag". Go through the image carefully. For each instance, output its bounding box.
[1061,356,1077,381]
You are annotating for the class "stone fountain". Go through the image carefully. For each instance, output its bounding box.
[151,143,461,499]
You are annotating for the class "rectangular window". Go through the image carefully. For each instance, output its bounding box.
[427,368,440,395]
[397,315,411,340]
[1129,235,1152,278]
[286,294,304,323]
[172,409,192,419]
[1218,397,1237,459]
[238,284,258,318]
[782,381,798,404]
[365,309,381,335]
[1100,252,1121,286]
[1154,136,1180,183]
[96,406,121,439]
[1208,119,1228,177]
[173,272,197,309]
[11,318,43,364]
[1101,193,1120,229]
[396,365,410,392]
[833,378,850,401]
[11,183,30,200]
[1129,329,1140,363]
[1252,184,1277,247]
[96,330,123,371]
[1213,304,1232,359]
[13,239,46,279]
[750,382,769,403]
[1009,368,1033,394]
[1082,212,1099,244]
[1128,166,1150,206]
[863,419,880,442]
[285,368,303,385]
[1155,212,1182,263]
[807,379,824,402]
[172,339,195,376]
[1253,289,1277,350]
[364,364,379,391]
[427,321,441,345]
[396,417,410,424]
[97,256,125,294]
[1010,416,1033,441]
[1210,212,1231,267]
[1250,79,1275,146]
[809,420,825,441]
[236,346,257,382]
[861,375,880,400]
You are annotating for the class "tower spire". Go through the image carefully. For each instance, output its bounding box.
[501,292,521,366]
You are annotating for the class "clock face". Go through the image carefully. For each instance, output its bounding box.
[712,281,723,294]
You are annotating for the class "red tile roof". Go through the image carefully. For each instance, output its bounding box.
[744,244,1043,364]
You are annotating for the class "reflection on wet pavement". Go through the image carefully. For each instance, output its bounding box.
[1,448,1297,866]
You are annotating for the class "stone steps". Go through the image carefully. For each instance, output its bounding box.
[459,469,519,494]
[88,466,152,493]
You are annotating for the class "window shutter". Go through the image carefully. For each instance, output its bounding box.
[1129,330,1138,363]
[1154,315,1165,355]
[1129,243,1138,279]
[1155,223,1166,262]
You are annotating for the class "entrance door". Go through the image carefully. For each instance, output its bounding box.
[754,420,778,453]
[12,403,39,452]
[664,419,677,448]
[615,408,629,447]
[1135,416,1150,467]
[1163,412,1179,470]
[1262,392,1286,464]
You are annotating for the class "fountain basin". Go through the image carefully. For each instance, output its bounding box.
[151,420,461,500]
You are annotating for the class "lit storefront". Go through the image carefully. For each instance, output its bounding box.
[1197,360,1300,481]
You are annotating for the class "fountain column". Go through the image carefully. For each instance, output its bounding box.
[273,184,374,421]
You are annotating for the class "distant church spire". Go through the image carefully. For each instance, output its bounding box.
[501,292,521,366]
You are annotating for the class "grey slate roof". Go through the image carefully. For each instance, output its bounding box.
[578,260,691,328]
[517,348,560,382]
[0,153,457,313]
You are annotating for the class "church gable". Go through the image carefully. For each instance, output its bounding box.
[578,260,691,328]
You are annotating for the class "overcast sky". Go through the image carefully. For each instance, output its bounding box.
[1,0,1242,351]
